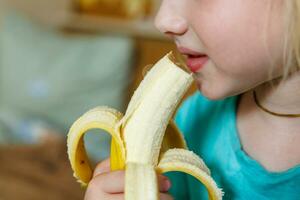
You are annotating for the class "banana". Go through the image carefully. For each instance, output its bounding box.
[67,52,223,199]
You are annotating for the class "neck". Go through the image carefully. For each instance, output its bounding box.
[254,71,300,114]
[238,72,300,136]
[237,72,300,172]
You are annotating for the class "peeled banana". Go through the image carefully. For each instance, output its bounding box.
[67,52,223,199]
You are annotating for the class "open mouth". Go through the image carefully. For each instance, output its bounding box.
[177,47,209,73]
[186,55,209,73]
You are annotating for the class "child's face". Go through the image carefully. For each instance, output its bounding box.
[155,0,285,99]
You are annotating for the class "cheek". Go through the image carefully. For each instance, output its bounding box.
[192,1,277,71]
[190,0,284,98]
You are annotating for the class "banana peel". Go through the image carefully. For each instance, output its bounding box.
[67,52,223,199]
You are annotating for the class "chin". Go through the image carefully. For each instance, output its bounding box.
[197,82,234,100]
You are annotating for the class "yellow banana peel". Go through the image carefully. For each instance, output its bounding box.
[67,52,223,199]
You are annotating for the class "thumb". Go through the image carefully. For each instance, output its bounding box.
[93,157,111,177]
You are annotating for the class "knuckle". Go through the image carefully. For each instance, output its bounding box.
[93,158,111,177]
[85,180,106,200]
[88,170,125,194]
[88,175,106,191]
[95,157,110,169]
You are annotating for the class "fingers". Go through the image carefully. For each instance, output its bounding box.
[93,158,171,193]
[91,171,171,194]
[160,193,174,200]
[157,174,172,192]
[85,190,172,200]
[102,193,173,200]
[87,157,172,200]
[89,172,171,194]
[84,191,124,200]
[102,193,124,200]
[93,157,111,177]
[90,170,125,194]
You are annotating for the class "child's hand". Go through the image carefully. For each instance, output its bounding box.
[84,158,173,200]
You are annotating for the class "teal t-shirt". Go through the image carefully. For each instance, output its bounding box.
[166,91,300,199]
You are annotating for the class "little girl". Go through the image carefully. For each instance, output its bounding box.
[85,0,300,199]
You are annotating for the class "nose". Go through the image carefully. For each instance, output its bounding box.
[155,1,188,37]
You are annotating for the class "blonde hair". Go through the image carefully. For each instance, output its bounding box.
[283,0,300,77]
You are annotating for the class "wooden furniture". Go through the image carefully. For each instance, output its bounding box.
[0,137,85,200]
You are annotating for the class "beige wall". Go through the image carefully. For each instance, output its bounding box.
[0,0,73,27]
[0,0,163,28]
[0,0,5,26]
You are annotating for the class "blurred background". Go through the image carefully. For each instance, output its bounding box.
[0,0,195,199]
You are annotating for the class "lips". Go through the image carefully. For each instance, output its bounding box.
[186,55,209,73]
[177,47,209,73]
